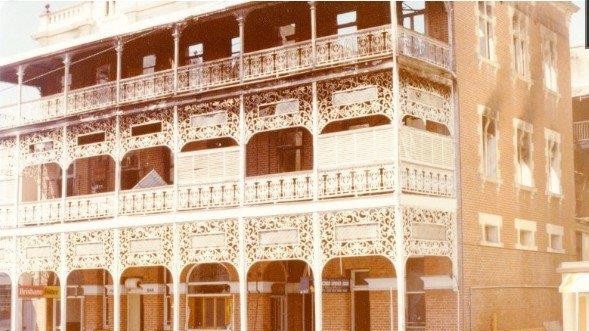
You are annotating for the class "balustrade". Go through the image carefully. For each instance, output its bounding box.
[574,121,589,143]
[0,104,18,129]
[316,25,393,66]
[243,41,313,80]
[177,57,240,92]
[64,192,115,221]
[120,69,174,103]
[400,162,454,197]
[0,204,14,228]
[18,199,62,226]
[118,186,174,215]
[67,82,117,114]
[397,26,451,71]
[20,94,64,124]
[178,180,240,210]
[318,163,395,198]
[245,171,313,204]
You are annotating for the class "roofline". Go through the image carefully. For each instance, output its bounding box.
[0,0,253,69]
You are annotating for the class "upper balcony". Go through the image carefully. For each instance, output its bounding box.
[0,1,452,132]
[574,121,589,148]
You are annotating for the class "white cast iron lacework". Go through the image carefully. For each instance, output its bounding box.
[17,234,61,273]
[179,97,240,147]
[317,71,393,132]
[0,238,13,271]
[19,128,63,168]
[399,71,453,134]
[0,137,16,178]
[320,207,395,262]
[403,206,456,258]
[120,108,174,157]
[245,214,313,266]
[120,69,174,103]
[178,219,239,267]
[119,225,173,269]
[67,81,117,114]
[244,84,313,142]
[66,230,114,272]
[66,118,116,161]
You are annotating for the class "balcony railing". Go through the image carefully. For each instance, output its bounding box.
[18,199,62,226]
[397,26,451,71]
[119,185,174,215]
[64,192,115,221]
[0,104,18,129]
[574,121,589,143]
[178,179,240,210]
[318,163,395,198]
[0,204,14,228]
[245,171,313,204]
[4,25,451,129]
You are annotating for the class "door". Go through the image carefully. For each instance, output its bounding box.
[127,294,143,331]
[271,296,286,331]
[66,297,82,331]
[21,300,36,331]
[353,291,370,331]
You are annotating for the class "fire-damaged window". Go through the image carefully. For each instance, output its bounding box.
[477,1,495,61]
[514,119,533,188]
[545,129,562,196]
[401,1,426,34]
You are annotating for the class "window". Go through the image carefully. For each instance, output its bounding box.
[406,260,425,329]
[277,130,303,173]
[512,10,529,78]
[187,43,204,65]
[231,37,241,57]
[515,219,537,250]
[545,129,561,196]
[547,224,564,253]
[477,2,495,61]
[279,23,296,45]
[542,28,558,91]
[479,213,503,247]
[142,54,156,74]
[401,1,426,34]
[514,119,533,188]
[480,107,498,180]
[337,11,357,35]
[96,64,110,84]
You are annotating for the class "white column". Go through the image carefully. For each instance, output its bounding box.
[62,53,71,115]
[10,256,18,331]
[312,212,322,331]
[12,136,20,229]
[237,13,245,83]
[59,233,67,331]
[172,105,179,211]
[172,24,182,91]
[112,228,121,331]
[309,1,317,67]
[115,38,123,105]
[311,81,319,200]
[172,272,180,331]
[61,126,67,224]
[16,65,25,125]
[238,216,248,331]
[395,259,406,331]
[114,115,121,217]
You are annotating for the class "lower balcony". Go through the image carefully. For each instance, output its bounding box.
[64,192,115,222]
[178,179,240,210]
[318,163,395,198]
[119,185,174,215]
[18,199,62,226]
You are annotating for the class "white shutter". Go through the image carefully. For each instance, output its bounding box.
[178,147,240,185]
[0,179,14,205]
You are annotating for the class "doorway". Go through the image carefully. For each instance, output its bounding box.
[66,297,83,331]
[127,294,143,331]
[351,270,370,331]
[271,295,287,331]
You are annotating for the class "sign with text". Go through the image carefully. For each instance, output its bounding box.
[18,285,60,298]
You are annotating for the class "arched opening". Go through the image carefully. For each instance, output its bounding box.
[21,163,62,202]
[322,255,396,331]
[120,146,173,191]
[18,271,60,331]
[120,266,173,331]
[321,114,391,135]
[181,137,238,153]
[66,269,113,331]
[246,128,313,177]
[248,260,314,331]
[0,272,10,330]
[180,263,240,330]
[405,256,455,331]
[66,155,116,196]
[402,115,450,136]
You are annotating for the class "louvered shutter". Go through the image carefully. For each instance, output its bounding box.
[178,147,240,185]
[0,179,14,205]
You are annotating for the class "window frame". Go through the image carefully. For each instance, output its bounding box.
[541,26,558,92]
[478,106,499,182]
[546,223,565,253]
[545,128,562,197]
[478,212,503,247]
[477,1,496,62]
[142,54,157,75]
[513,119,534,189]
[511,8,530,79]
[515,218,537,251]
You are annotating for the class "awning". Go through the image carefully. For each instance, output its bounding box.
[559,273,589,293]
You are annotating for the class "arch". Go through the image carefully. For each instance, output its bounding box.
[247,259,314,331]
[321,114,391,134]
[245,124,313,144]
[0,272,10,330]
[65,268,114,331]
[322,255,397,331]
[119,146,174,190]
[246,127,313,177]
[120,265,174,331]
[181,136,239,153]
[20,162,63,202]
[65,154,116,197]
[181,263,240,331]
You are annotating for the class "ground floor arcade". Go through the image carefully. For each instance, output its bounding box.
[0,255,456,331]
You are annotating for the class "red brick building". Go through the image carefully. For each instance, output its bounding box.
[0,1,581,331]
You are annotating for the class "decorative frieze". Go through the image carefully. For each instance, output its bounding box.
[178,219,239,266]
[403,206,455,258]
[120,108,174,157]
[66,230,114,271]
[17,234,61,273]
[66,118,116,162]
[179,97,240,147]
[19,128,63,168]
[119,225,173,269]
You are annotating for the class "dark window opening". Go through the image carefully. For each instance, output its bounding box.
[77,132,106,146]
[131,122,162,137]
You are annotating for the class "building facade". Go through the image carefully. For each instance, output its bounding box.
[0,1,580,331]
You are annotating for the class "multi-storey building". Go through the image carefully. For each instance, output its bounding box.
[0,1,580,330]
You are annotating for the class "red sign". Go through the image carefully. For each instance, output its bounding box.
[18,285,60,298]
